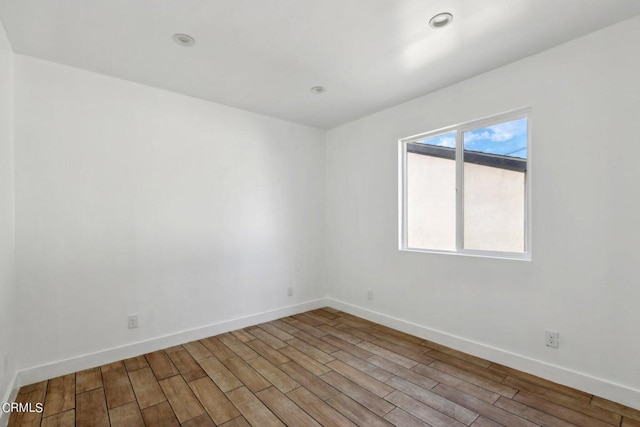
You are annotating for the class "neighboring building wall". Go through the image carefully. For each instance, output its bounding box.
[326,15,640,407]
[463,162,525,253]
[407,154,525,253]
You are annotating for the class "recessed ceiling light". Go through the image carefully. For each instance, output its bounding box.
[310,86,326,94]
[173,34,195,47]
[429,12,453,29]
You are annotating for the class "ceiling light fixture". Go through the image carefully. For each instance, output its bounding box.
[429,12,453,29]
[173,33,195,47]
[310,86,326,94]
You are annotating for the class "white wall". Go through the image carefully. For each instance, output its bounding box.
[0,16,16,407]
[13,55,326,371]
[326,15,640,407]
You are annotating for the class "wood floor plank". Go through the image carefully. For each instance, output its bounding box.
[372,338,436,365]
[246,327,288,349]
[292,313,325,327]
[312,308,341,320]
[413,363,500,403]
[225,386,284,427]
[503,376,621,425]
[385,390,466,427]
[287,386,356,427]
[166,347,207,381]
[141,401,180,427]
[197,356,243,392]
[432,383,538,427]
[279,361,341,401]
[321,335,376,360]
[218,333,260,361]
[293,330,340,354]
[219,416,251,427]
[108,401,145,427]
[591,396,640,422]
[42,373,75,417]
[256,386,321,426]
[335,324,379,342]
[320,371,395,417]
[73,371,99,397]
[76,388,109,427]
[247,356,299,393]
[427,350,506,383]
[9,387,46,427]
[16,380,47,394]
[490,362,592,402]
[383,407,430,427]
[230,328,256,343]
[279,346,332,376]
[371,325,423,346]
[421,340,492,368]
[268,319,302,335]
[222,356,271,393]
[101,361,136,409]
[327,359,394,397]
[623,417,640,427]
[245,337,291,365]
[145,350,180,380]
[183,340,213,361]
[40,409,75,427]
[200,336,236,361]
[471,416,504,427]
[123,355,149,372]
[358,341,418,369]
[281,316,325,333]
[128,366,166,409]
[386,376,479,425]
[188,376,240,425]
[304,312,339,326]
[430,360,517,398]
[368,331,433,355]
[326,393,394,427]
[257,322,296,341]
[333,350,394,382]
[513,391,616,427]
[159,374,206,423]
[181,413,216,427]
[287,337,336,364]
[493,396,575,427]
[319,325,363,344]
[367,355,439,390]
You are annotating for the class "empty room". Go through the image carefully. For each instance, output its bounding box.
[1,1,639,426]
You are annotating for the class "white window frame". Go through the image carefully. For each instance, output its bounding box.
[399,107,532,261]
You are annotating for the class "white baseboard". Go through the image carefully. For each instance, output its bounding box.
[0,372,19,427]
[16,298,328,388]
[327,298,640,411]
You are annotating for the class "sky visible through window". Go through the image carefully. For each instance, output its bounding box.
[416,118,528,159]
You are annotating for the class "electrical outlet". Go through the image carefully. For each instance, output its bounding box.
[545,330,559,348]
[367,290,373,301]
[287,286,293,297]
[128,315,139,329]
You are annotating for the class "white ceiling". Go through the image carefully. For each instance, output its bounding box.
[1,1,639,129]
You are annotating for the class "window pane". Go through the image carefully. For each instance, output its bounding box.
[406,132,456,251]
[463,118,527,252]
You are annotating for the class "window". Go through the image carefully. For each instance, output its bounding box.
[399,109,530,259]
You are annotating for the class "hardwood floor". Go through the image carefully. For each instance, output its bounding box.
[9,308,640,426]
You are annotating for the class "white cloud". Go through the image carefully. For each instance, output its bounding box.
[435,136,456,148]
